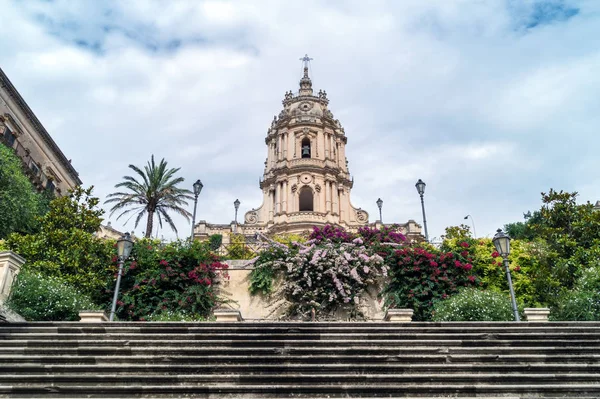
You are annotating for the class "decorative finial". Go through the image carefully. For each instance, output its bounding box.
[298,54,313,95]
[299,54,313,70]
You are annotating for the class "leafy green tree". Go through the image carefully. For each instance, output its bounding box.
[502,189,600,307]
[7,186,114,302]
[105,155,193,238]
[0,143,49,238]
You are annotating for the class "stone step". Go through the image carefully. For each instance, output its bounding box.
[1,372,600,386]
[3,332,600,340]
[3,339,600,349]
[4,362,600,375]
[2,323,600,333]
[1,353,599,364]
[1,383,600,398]
[0,345,598,358]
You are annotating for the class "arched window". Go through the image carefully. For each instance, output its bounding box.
[299,187,313,211]
[301,138,311,158]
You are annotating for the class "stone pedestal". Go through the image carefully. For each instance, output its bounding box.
[0,251,26,303]
[384,308,414,322]
[79,311,108,323]
[214,309,243,322]
[524,308,550,322]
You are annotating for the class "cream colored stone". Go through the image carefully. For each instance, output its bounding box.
[0,251,25,303]
[192,63,422,240]
[384,309,414,322]
[0,68,81,195]
[79,311,108,322]
[213,309,243,322]
[524,308,550,322]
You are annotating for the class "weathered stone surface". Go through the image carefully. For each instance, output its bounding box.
[0,321,599,397]
[0,251,25,303]
[384,308,414,322]
[78,311,108,323]
[213,309,243,322]
[524,307,551,322]
[0,303,25,322]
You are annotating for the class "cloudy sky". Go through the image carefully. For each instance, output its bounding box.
[1,0,599,241]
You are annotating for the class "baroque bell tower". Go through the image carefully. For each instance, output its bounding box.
[243,55,369,234]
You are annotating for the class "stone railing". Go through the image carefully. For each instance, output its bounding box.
[0,251,25,303]
[288,158,325,168]
[285,211,328,223]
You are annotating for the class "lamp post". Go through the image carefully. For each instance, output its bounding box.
[492,228,520,322]
[464,214,477,238]
[109,233,134,322]
[415,179,429,241]
[190,179,203,240]
[234,199,240,233]
[376,198,383,223]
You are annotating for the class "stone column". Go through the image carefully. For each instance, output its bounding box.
[282,133,287,159]
[266,189,275,220]
[332,182,339,216]
[0,251,26,303]
[282,181,288,213]
[325,180,331,213]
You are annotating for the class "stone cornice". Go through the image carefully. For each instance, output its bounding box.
[0,67,82,185]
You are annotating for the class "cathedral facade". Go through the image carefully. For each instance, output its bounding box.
[194,60,421,241]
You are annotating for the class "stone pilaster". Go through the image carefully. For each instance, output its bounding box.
[0,251,26,303]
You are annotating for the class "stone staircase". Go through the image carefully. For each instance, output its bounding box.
[0,321,599,398]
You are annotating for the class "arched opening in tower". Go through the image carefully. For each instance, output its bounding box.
[301,138,311,158]
[299,187,314,211]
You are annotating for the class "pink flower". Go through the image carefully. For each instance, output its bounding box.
[514,266,521,272]
[159,260,168,266]
[454,260,462,268]
[460,242,469,248]
[491,251,500,258]
[467,275,476,282]
[464,263,473,270]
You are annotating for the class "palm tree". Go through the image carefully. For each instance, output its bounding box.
[105,155,193,238]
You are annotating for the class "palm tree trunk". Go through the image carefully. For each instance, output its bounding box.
[145,211,154,238]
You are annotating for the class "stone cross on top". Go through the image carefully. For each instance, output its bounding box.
[299,54,313,69]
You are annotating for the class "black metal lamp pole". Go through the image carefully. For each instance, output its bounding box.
[415,179,429,241]
[376,198,383,223]
[234,199,240,233]
[109,233,134,322]
[190,179,203,241]
[493,229,520,321]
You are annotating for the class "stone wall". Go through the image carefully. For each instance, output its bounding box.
[219,260,386,321]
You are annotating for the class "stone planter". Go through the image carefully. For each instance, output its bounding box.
[79,311,108,323]
[0,251,26,303]
[384,308,414,322]
[214,309,243,322]
[524,308,550,322]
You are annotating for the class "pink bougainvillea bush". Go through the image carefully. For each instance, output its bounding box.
[381,245,480,321]
[107,239,228,321]
[250,232,387,319]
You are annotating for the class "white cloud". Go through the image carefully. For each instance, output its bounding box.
[1,0,597,240]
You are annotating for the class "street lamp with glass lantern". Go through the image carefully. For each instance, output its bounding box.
[492,228,520,322]
[234,199,240,233]
[376,198,383,223]
[190,179,203,240]
[415,179,429,241]
[109,232,134,321]
[464,214,477,238]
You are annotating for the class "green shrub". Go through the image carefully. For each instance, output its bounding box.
[382,245,480,321]
[208,234,223,251]
[226,233,255,260]
[432,288,516,321]
[7,270,96,321]
[551,266,600,321]
[109,239,229,321]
